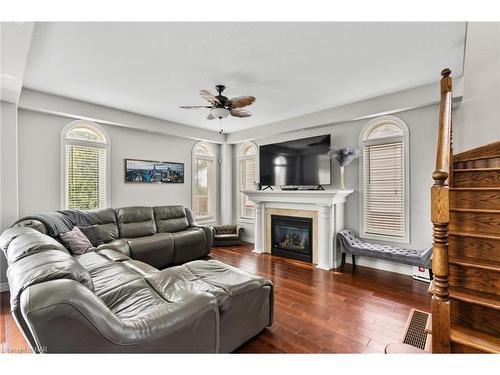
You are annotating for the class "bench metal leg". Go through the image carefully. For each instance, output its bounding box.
[352,254,355,267]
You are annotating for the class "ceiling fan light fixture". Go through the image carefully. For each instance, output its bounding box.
[210,107,230,119]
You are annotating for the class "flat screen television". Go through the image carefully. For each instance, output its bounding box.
[259,134,331,187]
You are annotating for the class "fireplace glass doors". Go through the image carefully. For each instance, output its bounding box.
[271,215,312,262]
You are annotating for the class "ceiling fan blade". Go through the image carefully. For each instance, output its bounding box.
[227,96,255,109]
[180,105,212,109]
[200,89,220,105]
[230,109,251,118]
[207,112,215,120]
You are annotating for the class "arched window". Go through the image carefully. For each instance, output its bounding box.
[62,121,110,210]
[192,142,215,220]
[238,142,258,219]
[360,116,409,243]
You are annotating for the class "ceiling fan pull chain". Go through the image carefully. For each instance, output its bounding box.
[219,118,224,135]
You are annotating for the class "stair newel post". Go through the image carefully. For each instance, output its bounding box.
[431,68,453,353]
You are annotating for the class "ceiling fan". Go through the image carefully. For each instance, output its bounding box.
[180,85,255,134]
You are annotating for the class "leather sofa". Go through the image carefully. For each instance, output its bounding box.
[1,205,274,353]
[14,205,213,269]
[211,224,244,246]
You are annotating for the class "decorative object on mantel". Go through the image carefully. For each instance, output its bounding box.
[331,147,359,190]
[124,159,184,183]
[179,85,255,134]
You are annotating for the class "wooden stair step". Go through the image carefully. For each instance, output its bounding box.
[450,290,500,338]
[450,187,500,190]
[450,208,500,214]
[453,141,500,162]
[450,326,500,353]
[449,257,500,272]
[452,168,500,188]
[449,231,500,241]
[454,157,500,169]
[453,167,500,172]
[450,188,500,210]
[450,287,500,310]
[449,260,500,295]
[449,209,500,236]
[448,232,500,263]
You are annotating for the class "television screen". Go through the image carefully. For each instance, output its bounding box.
[259,134,331,187]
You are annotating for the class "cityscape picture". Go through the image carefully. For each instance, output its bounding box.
[125,159,184,183]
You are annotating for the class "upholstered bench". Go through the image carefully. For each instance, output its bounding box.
[336,229,432,272]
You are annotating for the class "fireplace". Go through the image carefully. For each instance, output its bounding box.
[271,215,313,263]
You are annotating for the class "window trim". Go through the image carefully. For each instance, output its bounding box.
[191,141,216,222]
[237,141,259,222]
[359,115,410,244]
[60,120,111,210]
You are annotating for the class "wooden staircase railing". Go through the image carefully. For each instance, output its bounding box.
[431,68,453,353]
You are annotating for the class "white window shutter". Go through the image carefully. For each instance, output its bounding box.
[65,144,107,210]
[363,141,406,239]
[192,143,215,220]
[240,157,256,218]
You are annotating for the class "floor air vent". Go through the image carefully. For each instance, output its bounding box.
[402,309,431,350]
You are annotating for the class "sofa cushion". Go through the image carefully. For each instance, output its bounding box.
[122,260,158,276]
[99,278,170,321]
[78,225,104,247]
[153,206,189,233]
[95,239,131,257]
[116,206,156,238]
[215,234,239,239]
[171,228,206,265]
[0,227,69,264]
[213,225,237,235]
[7,249,94,310]
[85,261,141,296]
[86,208,120,243]
[127,233,174,269]
[147,260,271,313]
[96,248,131,262]
[75,251,112,271]
[12,219,48,234]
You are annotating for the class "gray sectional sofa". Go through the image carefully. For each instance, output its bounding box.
[0,205,273,353]
[14,205,213,269]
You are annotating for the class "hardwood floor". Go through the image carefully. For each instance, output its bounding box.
[0,243,430,353]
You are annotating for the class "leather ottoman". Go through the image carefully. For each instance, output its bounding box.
[146,259,274,352]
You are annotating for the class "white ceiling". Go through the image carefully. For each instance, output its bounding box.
[23,22,466,134]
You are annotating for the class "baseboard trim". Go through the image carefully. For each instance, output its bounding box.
[345,255,413,276]
[0,282,10,293]
[242,235,254,244]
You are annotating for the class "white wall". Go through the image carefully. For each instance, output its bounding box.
[17,109,222,215]
[233,105,439,275]
[454,22,500,153]
[1,101,19,289]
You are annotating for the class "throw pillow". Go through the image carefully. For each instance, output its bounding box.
[78,225,104,247]
[60,226,93,255]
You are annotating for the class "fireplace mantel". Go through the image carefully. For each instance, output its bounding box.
[241,189,354,270]
[241,189,353,205]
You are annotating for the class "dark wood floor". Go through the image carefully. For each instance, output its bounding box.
[0,243,430,353]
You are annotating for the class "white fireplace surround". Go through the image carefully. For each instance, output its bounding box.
[241,190,354,270]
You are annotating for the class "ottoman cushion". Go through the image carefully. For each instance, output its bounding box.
[147,259,273,352]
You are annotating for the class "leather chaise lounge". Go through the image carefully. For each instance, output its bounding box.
[0,205,273,353]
